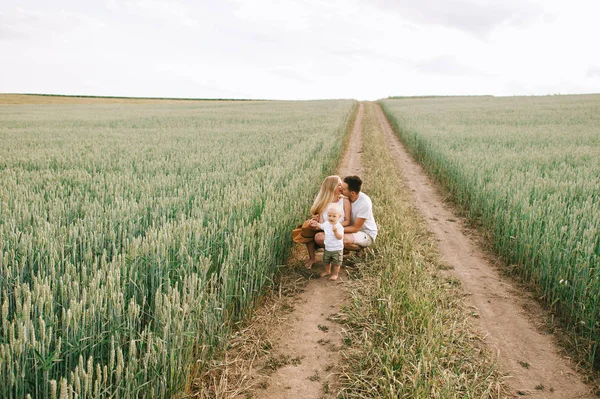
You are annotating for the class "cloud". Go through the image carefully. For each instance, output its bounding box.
[372,0,543,37]
[0,22,28,40]
[587,66,600,78]
[105,0,199,28]
[0,7,105,41]
[2,0,599,100]
[416,55,486,76]
[327,48,379,58]
[269,68,309,83]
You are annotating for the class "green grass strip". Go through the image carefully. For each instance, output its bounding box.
[339,103,503,398]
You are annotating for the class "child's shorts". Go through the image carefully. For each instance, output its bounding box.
[323,249,343,266]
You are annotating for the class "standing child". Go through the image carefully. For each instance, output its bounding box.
[319,203,344,281]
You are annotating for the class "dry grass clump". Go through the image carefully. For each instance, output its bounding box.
[338,102,504,398]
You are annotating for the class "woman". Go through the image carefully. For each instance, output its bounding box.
[301,175,351,269]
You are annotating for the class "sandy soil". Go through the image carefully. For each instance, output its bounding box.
[374,103,594,398]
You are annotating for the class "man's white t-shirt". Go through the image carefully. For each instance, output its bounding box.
[319,221,344,251]
[351,192,378,240]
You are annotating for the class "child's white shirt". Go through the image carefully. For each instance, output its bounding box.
[319,221,344,251]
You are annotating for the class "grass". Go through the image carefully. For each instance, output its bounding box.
[338,102,504,398]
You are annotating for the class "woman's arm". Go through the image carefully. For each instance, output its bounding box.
[341,198,351,227]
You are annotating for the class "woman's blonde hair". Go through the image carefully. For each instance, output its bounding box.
[310,175,340,216]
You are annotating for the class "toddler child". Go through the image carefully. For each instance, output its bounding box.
[319,203,344,281]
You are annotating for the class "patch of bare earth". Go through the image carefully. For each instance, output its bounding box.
[374,103,594,398]
[191,103,363,398]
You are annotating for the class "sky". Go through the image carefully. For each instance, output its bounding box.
[1,0,600,101]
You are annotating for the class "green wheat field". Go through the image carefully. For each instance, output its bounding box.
[1,93,599,397]
[0,99,354,398]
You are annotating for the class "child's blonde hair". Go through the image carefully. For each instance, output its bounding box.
[326,202,342,216]
[310,175,340,216]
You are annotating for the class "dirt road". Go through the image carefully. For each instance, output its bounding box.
[250,104,365,399]
[374,102,593,398]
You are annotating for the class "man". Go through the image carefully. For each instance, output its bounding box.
[314,175,377,250]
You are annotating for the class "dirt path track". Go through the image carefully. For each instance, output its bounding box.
[251,104,365,399]
[374,102,593,398]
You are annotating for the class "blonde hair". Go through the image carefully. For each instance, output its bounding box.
[326,203,342,216]
[311,175,340,216]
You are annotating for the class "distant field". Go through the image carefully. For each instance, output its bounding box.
[0,99,355,398]
[0,93,256,104]
[380,94,600,366]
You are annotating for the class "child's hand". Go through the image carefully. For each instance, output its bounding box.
[332,225,338,232]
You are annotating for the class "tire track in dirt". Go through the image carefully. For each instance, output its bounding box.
[339,102,364,176]
[251,103,364,399]
[374,102,593,398]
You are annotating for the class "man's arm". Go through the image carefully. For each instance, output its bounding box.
[344,218,366,234]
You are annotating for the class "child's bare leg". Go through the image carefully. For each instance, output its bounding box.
[329,265,341,281]
[305,241,316,269]
[320,263,332,277]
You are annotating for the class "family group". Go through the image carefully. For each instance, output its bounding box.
[292,175,377,280]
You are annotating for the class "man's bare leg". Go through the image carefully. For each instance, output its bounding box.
[343,234,361,251]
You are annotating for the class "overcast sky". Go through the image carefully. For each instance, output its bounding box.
[2,0,600,100]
